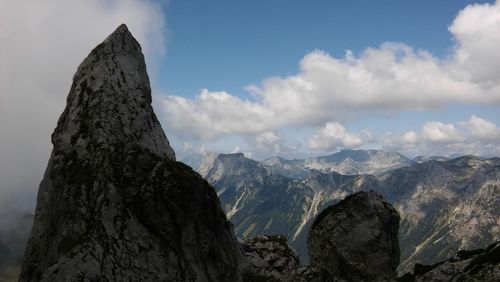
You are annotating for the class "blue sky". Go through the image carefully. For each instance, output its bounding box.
[154,0,500,159]
[160,0,490,97]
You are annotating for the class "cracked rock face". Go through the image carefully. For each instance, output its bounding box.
[20,24,246,282]
[308,191,400,281]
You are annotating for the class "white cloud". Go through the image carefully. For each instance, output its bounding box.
[161,89,272,139]
[162,1,500,141]
[253,131,281,151]
[381,115,500,157]
[422,122,464,143]
[449,0,500,85]
[0,0,167,211]
[308,122,367,151]
[402,131,419,144]
[460,115,500,142]
[244,131,303,159]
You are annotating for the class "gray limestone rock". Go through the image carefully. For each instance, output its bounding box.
[308,190,400,281]
[20,24,246,282]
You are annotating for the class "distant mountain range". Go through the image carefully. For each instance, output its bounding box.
[182,150,500,273]
[185,149,412,179]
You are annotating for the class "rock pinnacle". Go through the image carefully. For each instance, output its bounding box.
[20,24,246,282]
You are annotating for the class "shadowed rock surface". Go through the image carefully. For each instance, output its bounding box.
[398,241,500,282]
[308,191,400,281]
[241,234,319,281]
[20,24,246,282]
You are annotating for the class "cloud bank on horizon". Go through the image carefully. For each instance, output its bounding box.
[162,0,500,158]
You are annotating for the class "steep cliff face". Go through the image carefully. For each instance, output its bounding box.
[20,24,246,282]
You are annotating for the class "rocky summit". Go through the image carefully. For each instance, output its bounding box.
[20,24,246,281]
[308,191,400,281]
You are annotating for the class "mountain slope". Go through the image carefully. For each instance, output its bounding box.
[380,156,500,272]
[198,153,500,271]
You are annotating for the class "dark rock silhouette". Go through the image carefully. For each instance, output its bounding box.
[241,234,319,281]
[20,24,246,282]
[308,191,400,281]
[398,241,500,282]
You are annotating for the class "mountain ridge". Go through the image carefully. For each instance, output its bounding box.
[187,151,500,272]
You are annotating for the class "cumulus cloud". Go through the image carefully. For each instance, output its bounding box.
[422,122,464,143]
[449,1,500,85]
[161,89,272,139]
[381,115,500,157]
[401,131,419,144]
[308,122,369,151]
[460,115,500,142]
[162,1,500,141]
[252,131,281,152]
[245,131,303,159]
[0,0,167,211]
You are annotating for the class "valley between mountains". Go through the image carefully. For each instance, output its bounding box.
[183,150,500,273]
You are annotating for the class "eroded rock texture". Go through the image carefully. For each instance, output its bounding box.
[241,234,319,281]
[308,190,400,281]
[20,24,246,282]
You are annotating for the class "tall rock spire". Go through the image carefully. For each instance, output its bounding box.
[52,23,175,161]
[20,24,246,281]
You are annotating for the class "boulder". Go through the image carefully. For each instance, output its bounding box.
[308,190,400,281]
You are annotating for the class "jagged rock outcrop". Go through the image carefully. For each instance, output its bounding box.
[20,24,246,281]
[240,235,318,281]
[399,241,500,282]
[308,191,400,281]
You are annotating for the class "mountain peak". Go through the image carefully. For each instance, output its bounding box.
[20,25,247,281]
[53,23,175,160]
[101,24,140,52]
[116,23,129,32]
